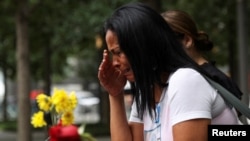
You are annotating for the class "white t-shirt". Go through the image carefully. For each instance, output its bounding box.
[129,68,239,141]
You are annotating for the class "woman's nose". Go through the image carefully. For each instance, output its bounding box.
[112,56,120,67]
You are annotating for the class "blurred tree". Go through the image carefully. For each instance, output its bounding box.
[0,0,16,121]
[16,1,31,141]
[237,0,249,124]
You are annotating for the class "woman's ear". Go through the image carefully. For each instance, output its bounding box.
[182,34,193,49]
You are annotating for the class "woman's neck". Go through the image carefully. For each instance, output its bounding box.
[154,73,169,103]
[188,50,208,65]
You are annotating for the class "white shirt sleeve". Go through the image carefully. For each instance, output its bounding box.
[129,68,237,126]
[129,100,143,123]
[167,68,217,126]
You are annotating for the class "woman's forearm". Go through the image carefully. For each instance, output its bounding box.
[109,94,132,141]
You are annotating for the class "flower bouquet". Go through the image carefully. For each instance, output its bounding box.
[31,88,95,141]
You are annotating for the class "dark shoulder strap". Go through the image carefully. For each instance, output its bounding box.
[203,75,250,119]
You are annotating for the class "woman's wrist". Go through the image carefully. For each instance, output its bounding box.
[109,91,124,97]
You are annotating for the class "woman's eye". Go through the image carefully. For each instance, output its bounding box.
[116,51,121,55]
[114,50,122,56]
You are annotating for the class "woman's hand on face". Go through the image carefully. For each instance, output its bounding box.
[98,50,127,96]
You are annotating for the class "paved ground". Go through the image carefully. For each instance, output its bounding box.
[0,130,110,141]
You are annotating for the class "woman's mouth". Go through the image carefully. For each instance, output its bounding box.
[123,68,131,75]
[123,68,134,81]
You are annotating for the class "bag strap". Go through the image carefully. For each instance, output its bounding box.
[203,75,250,119]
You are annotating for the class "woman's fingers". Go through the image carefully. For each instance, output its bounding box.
[98,50,126,95]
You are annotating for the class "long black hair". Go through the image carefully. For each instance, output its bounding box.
[103,2,202,119]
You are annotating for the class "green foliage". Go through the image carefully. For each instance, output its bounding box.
[0,1,16,79]
[0,120,17,131]
[28,0,136,83]
[0,0,136,83]
[81,133,96,141]
[1,0,248,84]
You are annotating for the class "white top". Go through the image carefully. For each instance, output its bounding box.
[129,68,239,141]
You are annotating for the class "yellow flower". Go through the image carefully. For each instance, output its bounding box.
[51,88,71,113]
[68,91,78,110]
[31,88,78,128]
[31,111,47,128]
[61,111,74,126]
[36,94,52,112]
